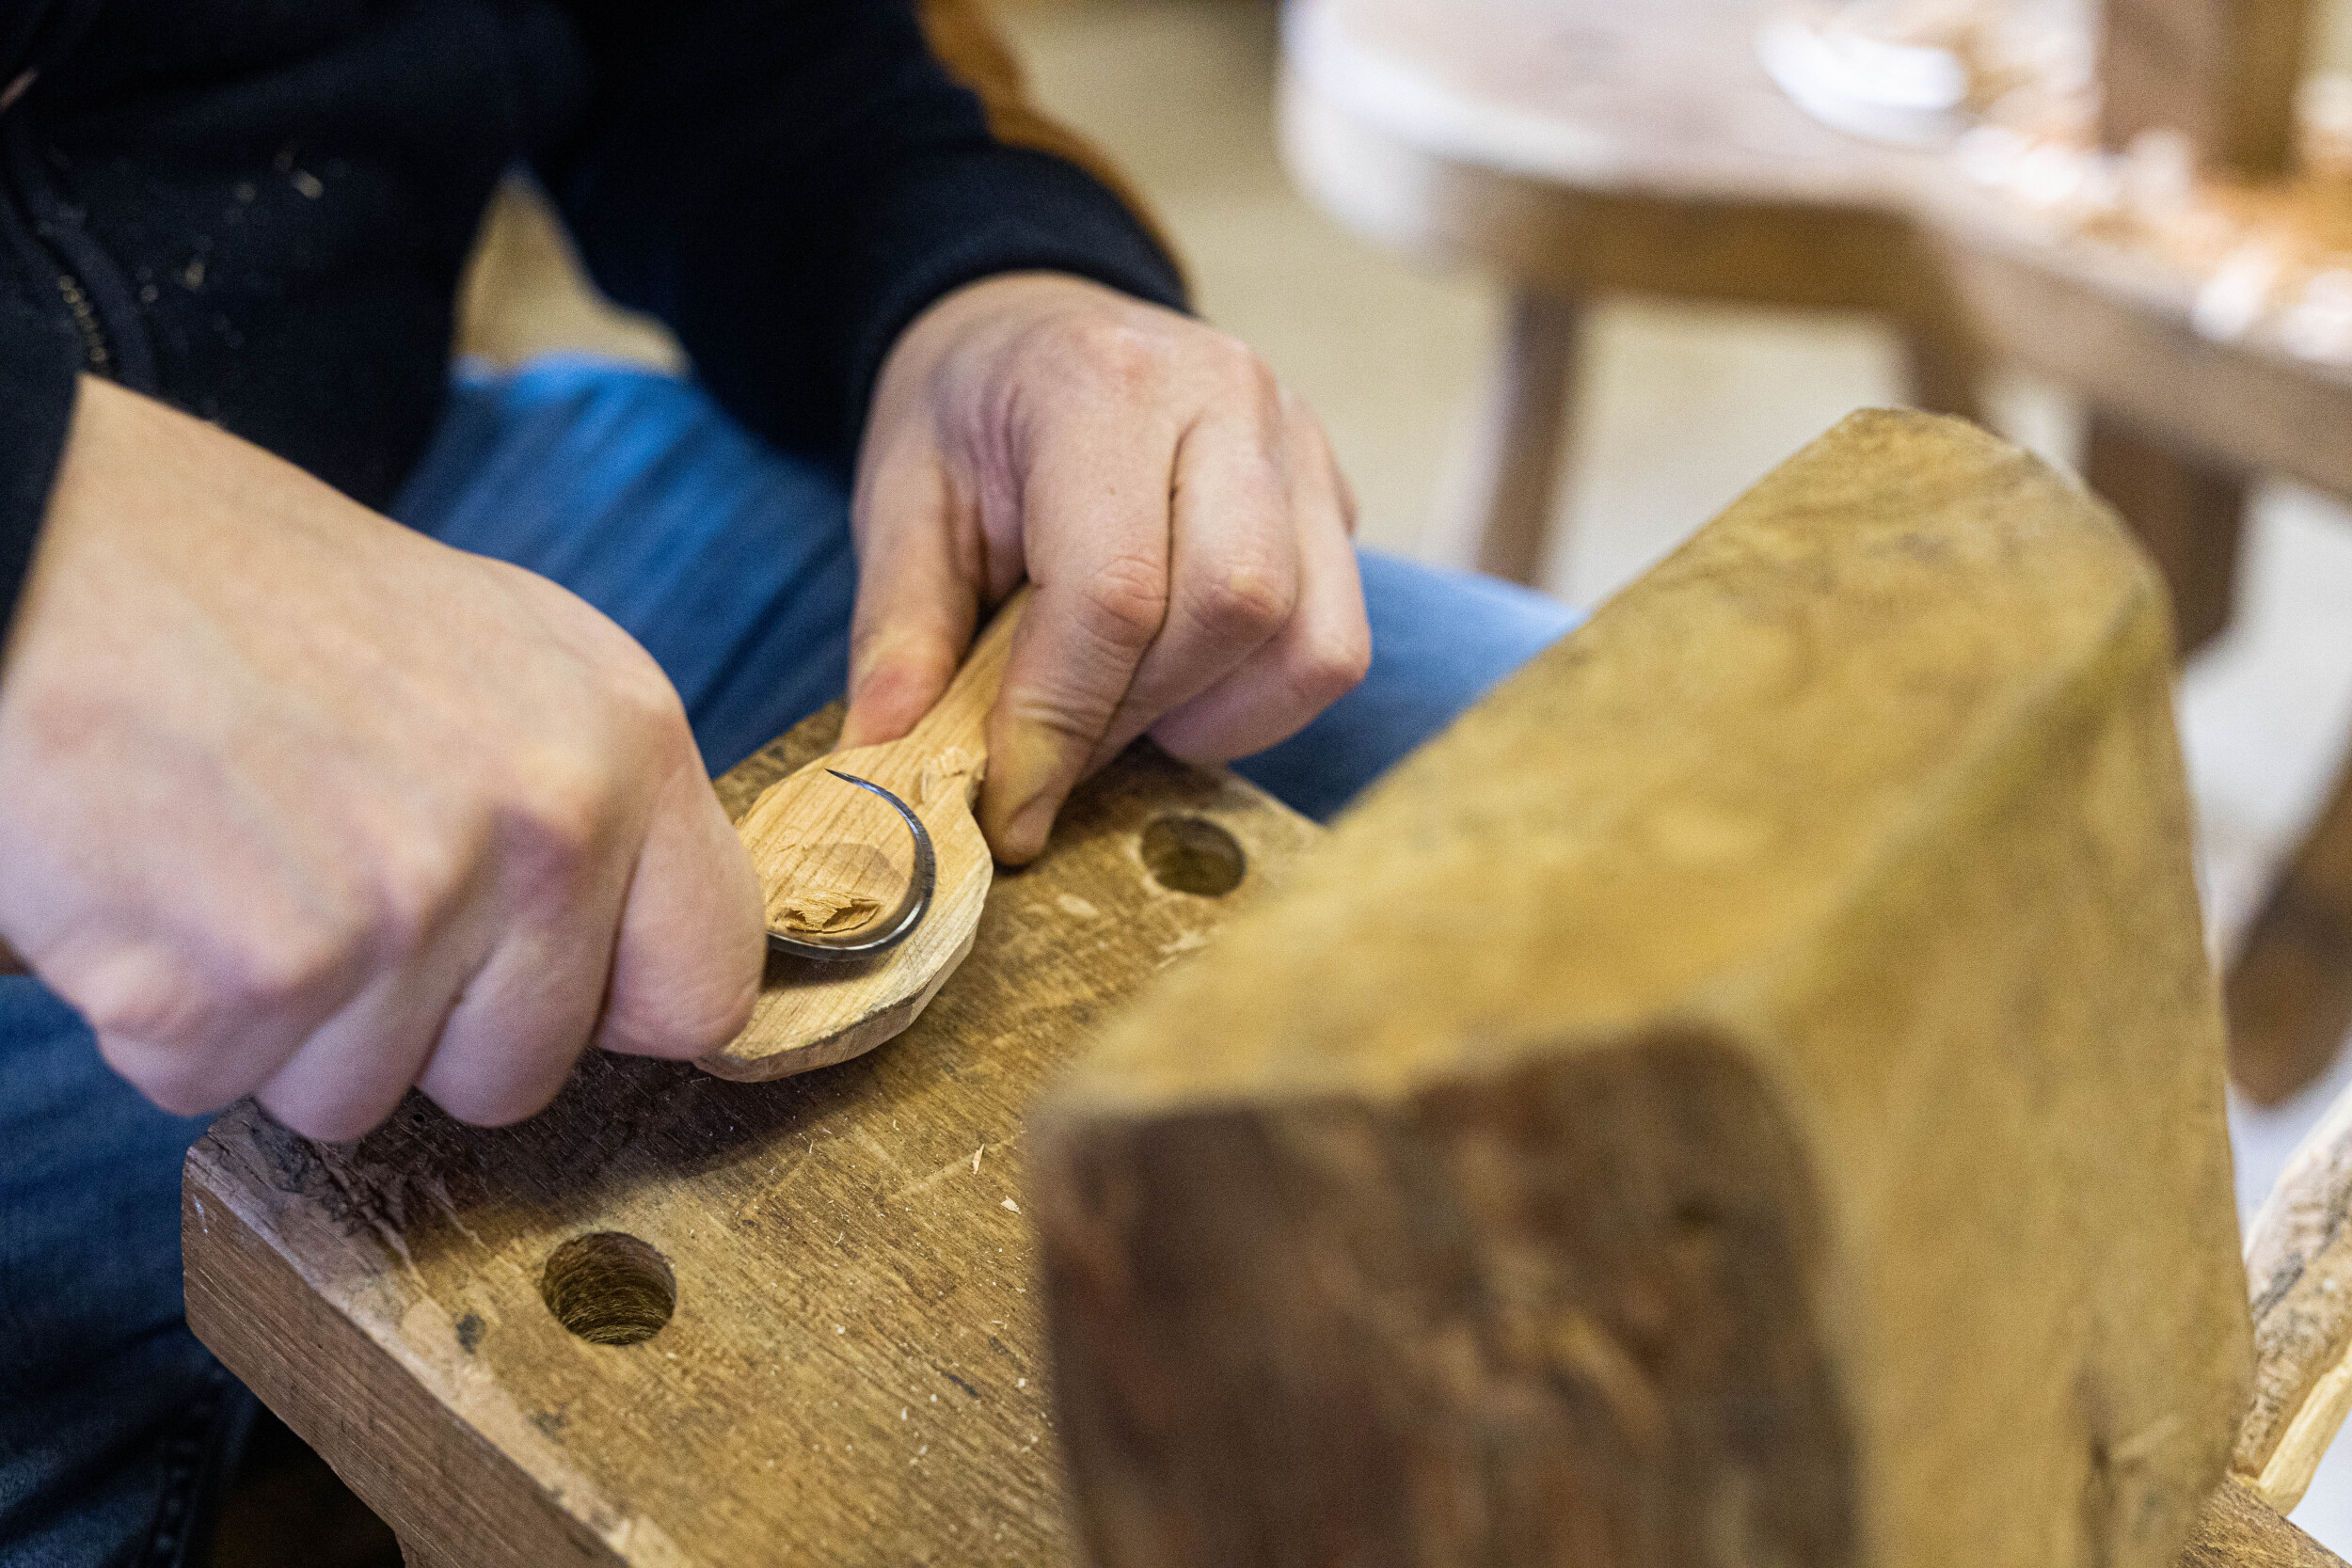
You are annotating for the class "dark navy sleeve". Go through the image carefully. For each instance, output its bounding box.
[0,299,82,636]
[543,0,1189,457]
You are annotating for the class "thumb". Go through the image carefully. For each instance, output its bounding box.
[838,450,979,752]
[597,759,766,1060]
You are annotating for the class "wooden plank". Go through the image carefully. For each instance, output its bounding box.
[1033,411,2251,1568]
[184,705,1322,1568]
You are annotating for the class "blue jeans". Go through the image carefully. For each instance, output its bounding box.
[0,359,1580,1565]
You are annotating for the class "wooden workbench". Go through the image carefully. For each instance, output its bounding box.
[183,714,1318,1568]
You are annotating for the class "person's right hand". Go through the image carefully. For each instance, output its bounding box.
[0,376,765,1141]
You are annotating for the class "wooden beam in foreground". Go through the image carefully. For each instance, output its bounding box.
[1033,410,2252,1568]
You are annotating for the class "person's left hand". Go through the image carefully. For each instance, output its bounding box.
[838,272,1371,864]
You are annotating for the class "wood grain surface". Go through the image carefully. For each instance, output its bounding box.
[1033,411,2251,1568]
[715,589,1026,1081]
[2238,1075,2352,1511]
[2179,1477,2349,1568]
[183,705,1322,1568]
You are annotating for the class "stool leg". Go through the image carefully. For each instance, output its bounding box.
[1433,290,1580,587]
[1900,328,1986,425]
[2081,413,2248,657]
[399,1534,467,1568]
[2229,764,2352,1106]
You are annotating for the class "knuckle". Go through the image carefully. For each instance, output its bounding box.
[1057,316,1174,392]
[615,657,689,731]
[1292,623,1374,708]
[504,758,616,883]
[68,962,191,1045]
[215,922,363,1020]
[1002,687,1117,748]
[79,917,356,1067]
[1184,560,1295,644]
[1206,330,1273,389]
[369,836,475,956]
[592,649,692,752]
[1077,555,1170,653]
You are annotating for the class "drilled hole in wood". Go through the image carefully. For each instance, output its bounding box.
[540,1232,675,1346]
[1140,815,1247,897]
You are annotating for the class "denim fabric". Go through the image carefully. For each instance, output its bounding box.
[399,357,1587,804]
[0,356,1581,1565]
[0,984,254,1568]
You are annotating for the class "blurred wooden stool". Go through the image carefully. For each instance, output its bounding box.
[1280,0,2352,1103]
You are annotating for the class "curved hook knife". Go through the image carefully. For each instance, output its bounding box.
[764,771,936,962]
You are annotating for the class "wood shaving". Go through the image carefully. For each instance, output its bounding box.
[771,887,886,934]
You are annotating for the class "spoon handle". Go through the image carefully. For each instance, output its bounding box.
[897,584,1031,771]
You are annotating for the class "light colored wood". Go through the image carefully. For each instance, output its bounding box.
[1428,290,1580,585]
[1034,411,2251,1568]
[2178,1476,2348,1568]
[183,701,1322,1568]
[2237,1074,2352,1508]
[712,588,1027,1082]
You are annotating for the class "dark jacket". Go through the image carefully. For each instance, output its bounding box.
[0,0,1185,626]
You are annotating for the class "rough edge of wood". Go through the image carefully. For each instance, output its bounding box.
[2238,1077,2352,1505]
[183,1173,623,1568]
[2178,1475,2348,1567]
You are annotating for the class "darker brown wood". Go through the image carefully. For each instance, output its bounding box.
[1899,327,1986,426]
[2082,413,2248,657]
[1460,290,1581,586]
[2098,0,2312,179]
[2229,766,2352,1104]
[2176,1476,2347,1568]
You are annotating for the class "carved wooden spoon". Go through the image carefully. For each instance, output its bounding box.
[700,586,1029,1082]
